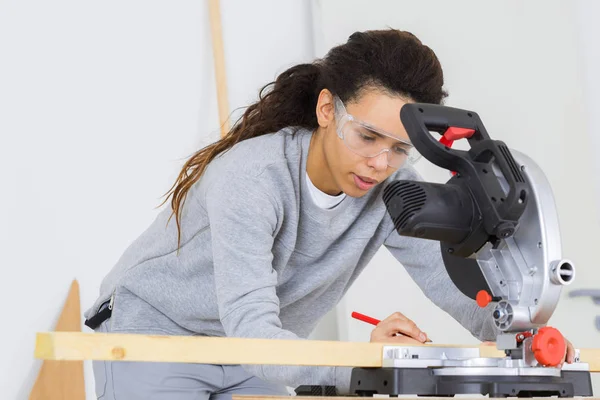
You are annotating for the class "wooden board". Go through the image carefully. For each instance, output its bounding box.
[34,330,600,372]
[29,280,85,400]
[35,332,383,366]
[208,0,230,137]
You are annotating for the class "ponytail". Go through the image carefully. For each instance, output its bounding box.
[161,63,323,247]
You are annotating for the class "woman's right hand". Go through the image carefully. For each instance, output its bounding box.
[369,311,429,344]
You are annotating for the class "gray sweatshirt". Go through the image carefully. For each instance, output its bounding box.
[85,126,498,393]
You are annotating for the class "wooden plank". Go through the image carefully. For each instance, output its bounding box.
[29,279,85,400]
[33,330,600,372]
[579,349,600,371]
[35,332,382,367]
[208,0,231,137]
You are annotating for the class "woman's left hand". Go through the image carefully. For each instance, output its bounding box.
[561,337,576,367]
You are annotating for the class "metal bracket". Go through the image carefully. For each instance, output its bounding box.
[568,289,600,331]
[569,289,600,305]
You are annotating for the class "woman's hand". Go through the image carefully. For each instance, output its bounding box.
[369,311,429,344]
[560,338,576,367]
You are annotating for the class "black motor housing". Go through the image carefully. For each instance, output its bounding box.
[383,180,475,244]
[382,103,533,301]
[384,103,531,258]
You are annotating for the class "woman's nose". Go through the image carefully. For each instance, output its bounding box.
[368,150,389,171]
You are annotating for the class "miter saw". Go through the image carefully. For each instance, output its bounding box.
[345,103,594,397]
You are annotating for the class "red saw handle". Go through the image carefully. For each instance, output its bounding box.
[438,127,476,176]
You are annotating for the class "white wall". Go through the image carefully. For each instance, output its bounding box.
[571,3,600,388]
[0,1,314,398]
[575,0,600,217]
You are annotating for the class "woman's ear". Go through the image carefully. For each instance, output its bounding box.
[316,89,335,128]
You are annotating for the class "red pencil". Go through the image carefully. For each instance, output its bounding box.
[351,311,380,326]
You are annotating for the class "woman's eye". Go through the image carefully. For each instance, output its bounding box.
[393,146,409,155]
[359,133,376,142]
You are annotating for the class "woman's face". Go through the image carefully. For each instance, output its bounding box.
[319,89,413,198]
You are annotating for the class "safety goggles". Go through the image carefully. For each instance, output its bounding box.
[333,96,421,168]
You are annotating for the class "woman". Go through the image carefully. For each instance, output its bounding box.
[85,29,573,399]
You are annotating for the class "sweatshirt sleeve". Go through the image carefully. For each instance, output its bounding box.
[384,230,499,342]
[204,168,353,393]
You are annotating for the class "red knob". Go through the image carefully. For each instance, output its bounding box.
[531,327,566,367]
[476,290,492,308]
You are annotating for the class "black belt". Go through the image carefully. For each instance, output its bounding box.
[84,301,112,330]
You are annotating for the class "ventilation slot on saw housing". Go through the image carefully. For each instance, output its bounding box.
[383,182,427,229]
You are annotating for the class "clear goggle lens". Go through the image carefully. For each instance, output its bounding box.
[337,118,421,168]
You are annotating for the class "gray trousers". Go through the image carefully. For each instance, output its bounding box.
[92,320,290,400]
